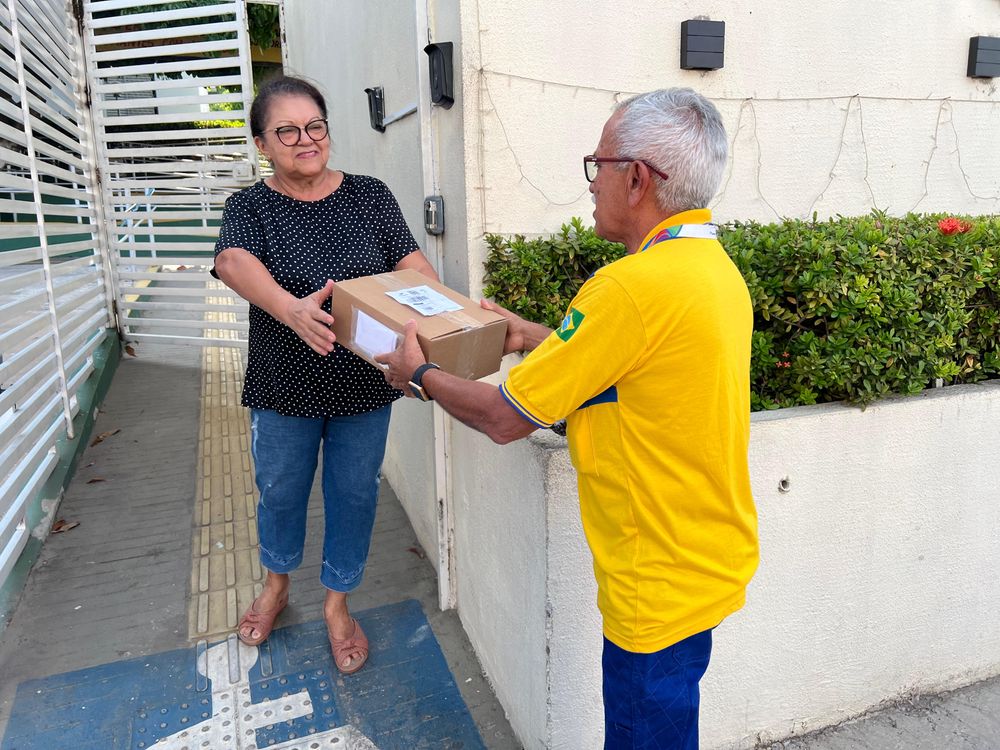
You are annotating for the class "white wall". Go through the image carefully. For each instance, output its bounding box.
[521,381,1000,749]
[467,0,1000,236]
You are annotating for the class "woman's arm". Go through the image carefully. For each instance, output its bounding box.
[394,249,439,282]
[215,247,337,355]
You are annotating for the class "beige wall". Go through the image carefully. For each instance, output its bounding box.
[468,0,1000,236]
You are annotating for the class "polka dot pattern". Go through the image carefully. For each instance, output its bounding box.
[214,173,419,417]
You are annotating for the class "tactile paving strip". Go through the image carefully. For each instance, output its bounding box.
[187,289,263,641]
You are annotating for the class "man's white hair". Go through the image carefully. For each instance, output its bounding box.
[613,88,728,214]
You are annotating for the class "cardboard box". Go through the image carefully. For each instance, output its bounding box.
[331,269,507,380]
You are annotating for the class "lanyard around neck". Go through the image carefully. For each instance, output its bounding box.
[640,223,717,252]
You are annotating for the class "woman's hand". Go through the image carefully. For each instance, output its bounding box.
[215,248,337,356]
[281,280,337,356]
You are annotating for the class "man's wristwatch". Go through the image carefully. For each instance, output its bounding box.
[408,363,440,402]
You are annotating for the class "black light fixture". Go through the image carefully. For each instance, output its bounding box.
[968,36,1000,78]
[424,42,455,108]
[680,19,725,71]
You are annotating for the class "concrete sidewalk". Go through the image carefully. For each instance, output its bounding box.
[765,675,1000,750]
[0,342,521,749]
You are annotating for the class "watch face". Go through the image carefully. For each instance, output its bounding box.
[409,381,430,401]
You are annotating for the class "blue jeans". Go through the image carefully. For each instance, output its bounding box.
[249,406,392,592]
[603,629,713,750]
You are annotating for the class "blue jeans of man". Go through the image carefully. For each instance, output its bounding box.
[603,629,713,750]
[249,406,391,592]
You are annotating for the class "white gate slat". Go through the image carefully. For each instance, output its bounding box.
[89,3,236,29]
[93,74,244,96]
[94,19,239,46]
[103,127,247,143]
[91,37,241,62]
[127,300,243,313]
[118,283,237,298]
[84,0,229,11]
[96,91,245,113]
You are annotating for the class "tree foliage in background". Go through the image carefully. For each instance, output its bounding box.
[246,4,280,50]
[111,1,281,56]
[483,212,1000,410]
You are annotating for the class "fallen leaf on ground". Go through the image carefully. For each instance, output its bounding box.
[51,520,80,534]
[86,477,105,484]
[90,428,121,446]
[125,344,137,357]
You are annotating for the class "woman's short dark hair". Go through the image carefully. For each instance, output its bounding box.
[249,75,327,136]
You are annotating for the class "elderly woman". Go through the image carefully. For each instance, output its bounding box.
[213,75,437,674]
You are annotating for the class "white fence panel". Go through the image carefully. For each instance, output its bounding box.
[82,0,257,347]
[0,0,112,589]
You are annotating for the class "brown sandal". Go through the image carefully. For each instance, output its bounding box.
[329,618,369,675]
[237,592,288,646]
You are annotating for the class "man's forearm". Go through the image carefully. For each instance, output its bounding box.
[421,369,536,445]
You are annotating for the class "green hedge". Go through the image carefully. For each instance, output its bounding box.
[483,212,1000,410]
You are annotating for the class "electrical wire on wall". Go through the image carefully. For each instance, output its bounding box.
[470,64,1000,227]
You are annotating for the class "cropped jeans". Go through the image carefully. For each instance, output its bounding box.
[249,406,391,592]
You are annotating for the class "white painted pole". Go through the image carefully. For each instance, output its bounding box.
[415,0,457,612]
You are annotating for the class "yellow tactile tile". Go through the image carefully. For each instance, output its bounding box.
[187,289,262,641]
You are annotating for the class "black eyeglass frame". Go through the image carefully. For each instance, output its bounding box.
[583,155,669,183]
[267,118,330,147]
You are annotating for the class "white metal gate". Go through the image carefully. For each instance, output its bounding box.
[1,0,261,592]
[81,0,258,347]
[0,0,111,586]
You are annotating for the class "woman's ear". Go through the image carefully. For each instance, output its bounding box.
[253,136,269,161]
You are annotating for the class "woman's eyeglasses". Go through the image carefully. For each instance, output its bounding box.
[583,155,669,183]
[270,119,329,147]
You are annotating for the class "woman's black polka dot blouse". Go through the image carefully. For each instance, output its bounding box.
[214,173,419,417]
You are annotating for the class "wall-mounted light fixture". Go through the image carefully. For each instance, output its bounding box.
[968,36,1000,78]
[424,42,455,108]
[680,19,725,71]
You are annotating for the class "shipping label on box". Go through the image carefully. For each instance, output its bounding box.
[331,269,508,380]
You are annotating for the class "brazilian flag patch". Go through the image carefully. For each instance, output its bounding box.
[557,307,585,342]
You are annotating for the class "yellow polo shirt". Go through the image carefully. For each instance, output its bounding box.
[500,210,758,653]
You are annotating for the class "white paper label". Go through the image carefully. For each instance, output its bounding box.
[354,309,400,360]
[386,285,462,316]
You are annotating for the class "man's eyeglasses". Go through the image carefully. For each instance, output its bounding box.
[583,155,669,183]
[269,119,329,147]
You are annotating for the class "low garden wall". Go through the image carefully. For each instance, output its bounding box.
[410,378,1000,748]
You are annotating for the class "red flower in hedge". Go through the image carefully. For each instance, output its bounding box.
[938,217,972,235]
